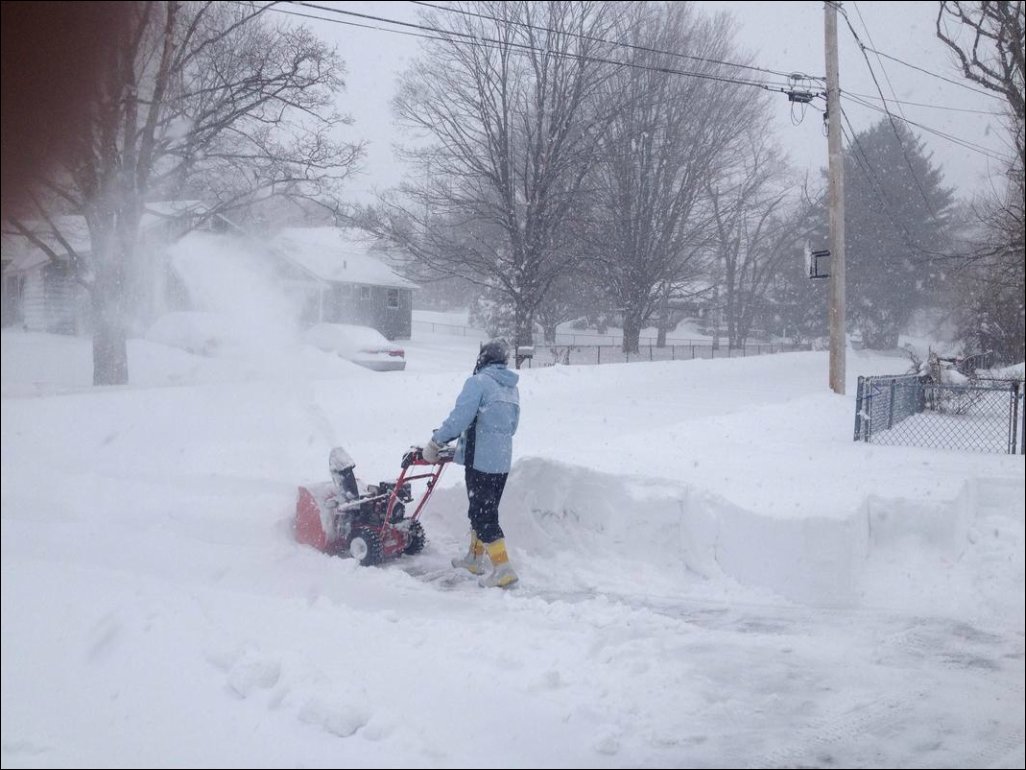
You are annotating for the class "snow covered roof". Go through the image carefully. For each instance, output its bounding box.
[1,216,91,272]
[271,227,417,290]
[8,250,51,272]
[1,233,46,272]
[2,201,213,273]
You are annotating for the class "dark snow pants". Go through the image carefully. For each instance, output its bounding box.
[465,466,508,544]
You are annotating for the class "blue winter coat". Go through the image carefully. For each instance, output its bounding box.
[432,363,520,473]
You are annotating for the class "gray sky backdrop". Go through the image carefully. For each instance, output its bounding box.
[279,1,1014,204]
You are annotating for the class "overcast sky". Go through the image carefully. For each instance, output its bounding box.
[281,1,1013,203]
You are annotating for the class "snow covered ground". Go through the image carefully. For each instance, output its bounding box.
[2,323,1023,769]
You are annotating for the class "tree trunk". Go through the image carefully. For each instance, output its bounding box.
[710,285,720,351]
[513,302,534,368]
[89,215,135,386]
[656,285,669,347]
[622,312,642,354]
[725,260,737,350]
[91,268,129,386]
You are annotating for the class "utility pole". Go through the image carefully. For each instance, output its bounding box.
[825,1,846,395]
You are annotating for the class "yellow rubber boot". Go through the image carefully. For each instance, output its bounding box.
[451,532,486,575]
[479,538,519,588]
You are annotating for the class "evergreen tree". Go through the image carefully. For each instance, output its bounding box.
[806,119,956,349]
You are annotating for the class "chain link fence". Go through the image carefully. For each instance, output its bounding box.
[411,318,812,365]
[854,374,1024,454]
[519,341,811,367]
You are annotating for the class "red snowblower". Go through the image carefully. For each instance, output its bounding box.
[293,444,454,565]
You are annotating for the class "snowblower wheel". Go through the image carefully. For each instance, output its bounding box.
[403,520,426,555]
[349,527,383,566]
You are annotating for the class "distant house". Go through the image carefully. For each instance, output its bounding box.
[1,216,91,333]
[1,201,221,333]
[270,227,417,340]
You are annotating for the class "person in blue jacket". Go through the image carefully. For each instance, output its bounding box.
[423,338,520,588]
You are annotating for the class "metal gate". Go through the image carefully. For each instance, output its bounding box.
[854,375,1024,454]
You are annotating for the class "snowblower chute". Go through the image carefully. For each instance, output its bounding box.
[293,444,454,565]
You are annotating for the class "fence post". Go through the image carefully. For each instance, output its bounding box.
[597,346,601,365]
[887,379,896,429]
[854,376,865,441]
[1013,381,1022,454]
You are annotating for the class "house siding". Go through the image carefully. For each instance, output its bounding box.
[2,271,25,327]
[45,266,82,334]
[21,270,47,331]
[368,285,412,340]
[4,264,91,334]
[320,284,412,340]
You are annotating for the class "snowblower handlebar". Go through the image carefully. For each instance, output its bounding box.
[402,443,455,469]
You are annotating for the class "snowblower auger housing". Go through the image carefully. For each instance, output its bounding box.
[293,444,454,565]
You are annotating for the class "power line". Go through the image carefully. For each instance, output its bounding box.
[843,91,1003,115]
[833,3,1009,164]
[821,0,1002,101]
[839,109,911,234]
[862,47,1005,102]
[828,0,1010,175]
[843,92,1013,164]
[840,4,936,218]
[258,2,433,41]
[407,0,819,83]
[852,1,912,129]
[265,1,1014,171]
[269,1,798,93]
[839,106,949,260]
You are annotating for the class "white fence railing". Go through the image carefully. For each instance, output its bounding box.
[413,320,487,338]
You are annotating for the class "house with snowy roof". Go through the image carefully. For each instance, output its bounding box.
[1,215,91,333]
[1,200,222,333]
[269,227,417,340]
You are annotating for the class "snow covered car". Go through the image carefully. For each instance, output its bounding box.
[303,323,407,371]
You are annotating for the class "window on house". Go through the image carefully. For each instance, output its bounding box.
[360,286,371,301]
[387,289,399,309]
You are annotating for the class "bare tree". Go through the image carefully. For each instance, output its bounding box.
[582,3,769,353]
[382,0,624,349]
[535,268,608,343]
[945,174,1025,362]
[8,1,362,385]
[937,1,1024,362]
[937,1,1024,170]
[707,134,816,349]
